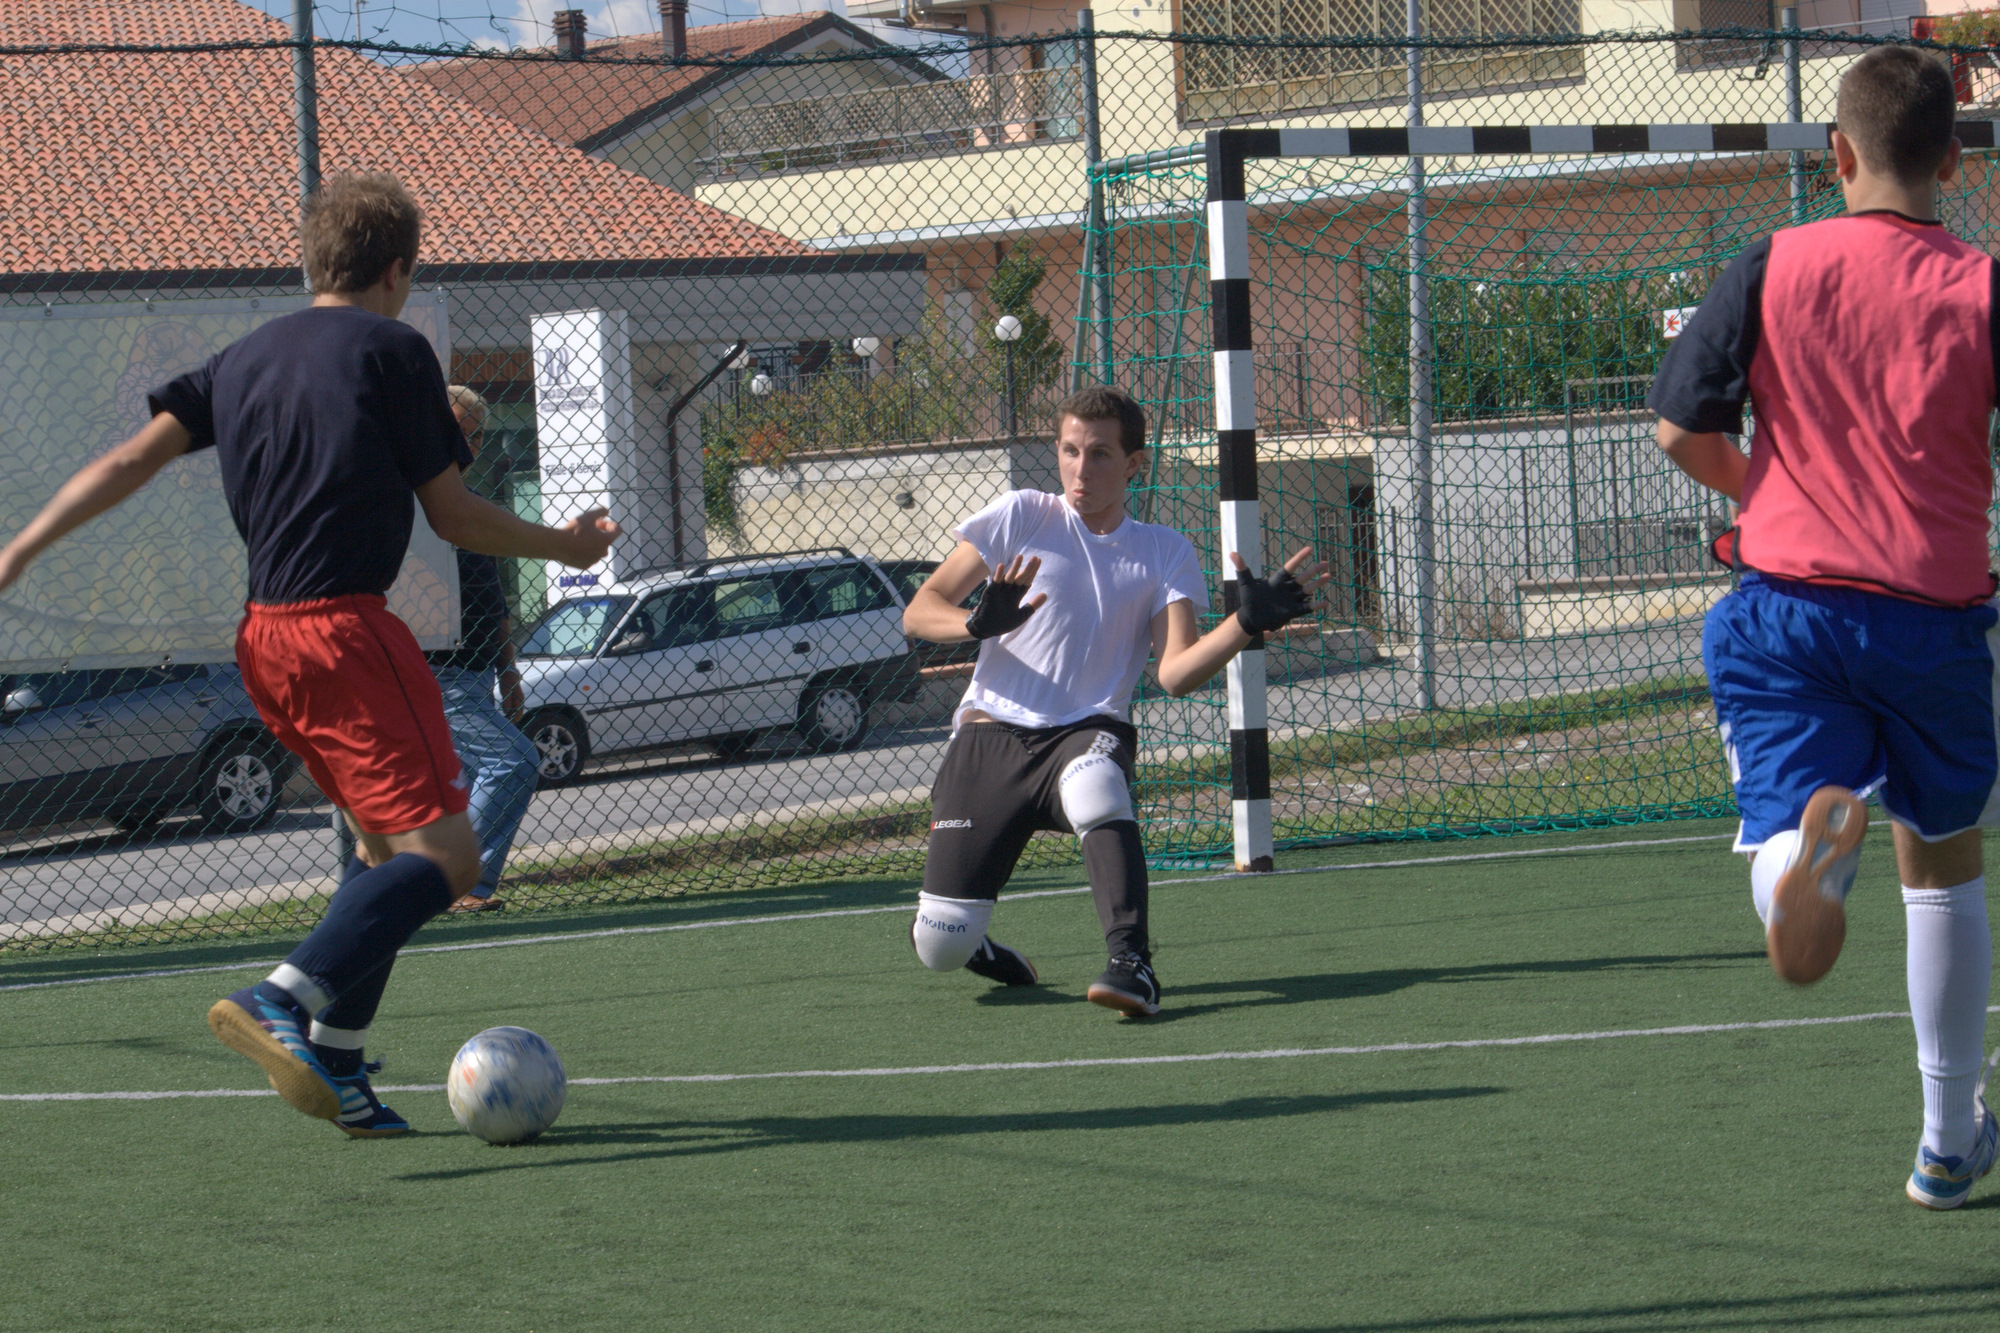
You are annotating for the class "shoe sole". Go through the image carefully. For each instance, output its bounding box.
[1767,787,1866,986]
[966,943,1039,987]
[206,998,340,1122]
[1087,982,1160,1017]
[1906,1178,1975,1210]
[337,1120,411,1139]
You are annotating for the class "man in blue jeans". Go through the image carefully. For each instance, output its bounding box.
[334,384,538,912]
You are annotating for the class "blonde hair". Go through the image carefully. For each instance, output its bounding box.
[446,384,488,430]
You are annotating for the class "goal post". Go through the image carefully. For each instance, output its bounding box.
[1198,118,2000,873]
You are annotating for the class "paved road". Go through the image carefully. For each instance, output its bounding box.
[0,620,1707,936]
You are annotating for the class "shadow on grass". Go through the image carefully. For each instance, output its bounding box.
[397,1085,1501,1182]
[1235,1278,2000,1331]
[1138,949,1764,1023]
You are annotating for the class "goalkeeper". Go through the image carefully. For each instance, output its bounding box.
[902,386,1326,1016]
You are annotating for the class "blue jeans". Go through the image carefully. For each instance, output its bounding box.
[435,667,541,896]
[337,669,541,893]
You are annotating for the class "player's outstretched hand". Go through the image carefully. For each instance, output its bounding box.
[965,554,1048,639]
[1231,548,1331,636]
[555,508,621,569]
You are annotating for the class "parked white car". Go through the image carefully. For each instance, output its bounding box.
[514,549,921,785]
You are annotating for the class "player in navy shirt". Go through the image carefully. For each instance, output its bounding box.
[0,174,618,1138]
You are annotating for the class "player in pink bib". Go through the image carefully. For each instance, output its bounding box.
[1649,47,2000,1208]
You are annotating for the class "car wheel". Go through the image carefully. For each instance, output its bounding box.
[800,682,868,752]
[200,734,289,832]
[522,709,589,786]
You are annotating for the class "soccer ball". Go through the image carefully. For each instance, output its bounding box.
[447,1026,567,1144]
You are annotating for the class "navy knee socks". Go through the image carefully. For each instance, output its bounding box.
[278,852,453,1015]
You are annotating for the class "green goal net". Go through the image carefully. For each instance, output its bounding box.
[1099,123,2000,861]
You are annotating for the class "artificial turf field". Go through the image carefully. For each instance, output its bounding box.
[3,817,1998,1331]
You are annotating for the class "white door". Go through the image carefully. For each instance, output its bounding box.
[588,587,721,750]
[707,575,808,729]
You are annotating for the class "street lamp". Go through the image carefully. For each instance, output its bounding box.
[749,371,774,397]
[851,336,881,359]
[994,314,1023,440]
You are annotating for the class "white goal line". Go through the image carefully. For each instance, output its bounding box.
[0,1004,1957,1104]
[0,832,1729,995]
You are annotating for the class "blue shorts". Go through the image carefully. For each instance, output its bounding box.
[1704,573,2000,851]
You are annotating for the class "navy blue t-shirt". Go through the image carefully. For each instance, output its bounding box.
[427,548,511,673]
[148,306,462,604]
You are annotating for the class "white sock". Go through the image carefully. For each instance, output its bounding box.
[266,962,332,1017]
[1904,877,1991,1160]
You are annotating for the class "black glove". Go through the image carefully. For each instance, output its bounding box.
[1235,566,1313,635]
[964,580,1037,639]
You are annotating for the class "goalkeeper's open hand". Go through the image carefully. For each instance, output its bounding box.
[1231,548,1331,636]
[965,554,1047,639]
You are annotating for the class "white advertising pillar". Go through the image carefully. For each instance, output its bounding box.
[532,309,636,606]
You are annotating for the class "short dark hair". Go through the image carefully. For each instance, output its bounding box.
[1054,385,1147,455]
[1837,47,1957,187]
[301,173,423,294]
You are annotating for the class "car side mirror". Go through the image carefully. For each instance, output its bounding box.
[3,685,42,715]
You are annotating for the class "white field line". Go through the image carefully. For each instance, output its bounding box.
[4,1006,1980,1104]
[0,833,1730,995]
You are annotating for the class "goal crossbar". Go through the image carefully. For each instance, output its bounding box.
[1199,120,1911,869]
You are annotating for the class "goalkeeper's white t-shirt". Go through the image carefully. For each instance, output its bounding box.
[950,488,1209,731]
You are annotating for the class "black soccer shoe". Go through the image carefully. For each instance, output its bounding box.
[1088,952,1161,1017]
[964,935,1039,987]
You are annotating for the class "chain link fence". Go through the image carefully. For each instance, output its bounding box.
[2,10,1993,947]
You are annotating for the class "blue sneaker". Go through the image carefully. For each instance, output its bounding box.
[1907,1067,2000,1211]
[330,1060,409,1138]
[206,983,339,1122]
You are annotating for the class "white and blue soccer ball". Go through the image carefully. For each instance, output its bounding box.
[447,1026,567,1145]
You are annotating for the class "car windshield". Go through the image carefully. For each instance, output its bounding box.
[518,596,633,659]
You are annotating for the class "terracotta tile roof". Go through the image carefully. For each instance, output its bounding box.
[405,13,934,152]
[0,0,812,274]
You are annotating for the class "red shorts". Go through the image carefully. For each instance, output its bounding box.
[235,594,468,836]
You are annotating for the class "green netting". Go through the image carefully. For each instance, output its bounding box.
[1100,136,2000,859]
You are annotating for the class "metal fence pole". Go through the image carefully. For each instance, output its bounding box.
[1784,7,1804,227]
[1206,129,1274,873]
[1079,10,1114,384]
[291,0,320,213]
[1407,0,1437,711]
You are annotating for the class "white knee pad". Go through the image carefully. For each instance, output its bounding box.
[912,893,993,971]
[1058,748,1135,837]
[1750,827,1860,926]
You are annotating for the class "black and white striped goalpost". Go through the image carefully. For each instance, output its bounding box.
[1198,117,1972,872]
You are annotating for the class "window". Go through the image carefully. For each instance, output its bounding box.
[1178,0,1583,123]
[1673,0,1778,70]
[519,596,632,659]
[711,578,787,637]
[625,588,715,653]
[0,672,98,712]
[796,564,900,622]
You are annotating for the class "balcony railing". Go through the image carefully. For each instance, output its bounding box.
[693,66,1082,182]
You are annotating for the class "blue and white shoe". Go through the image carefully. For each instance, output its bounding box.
[331,1060,409,1138]
[206,983,339,1122]
[1907,1052,2000,1210]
